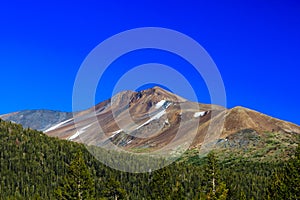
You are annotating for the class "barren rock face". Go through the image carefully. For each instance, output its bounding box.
[1,87,300,152]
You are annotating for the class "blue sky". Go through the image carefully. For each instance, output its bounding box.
[0,0,299,125]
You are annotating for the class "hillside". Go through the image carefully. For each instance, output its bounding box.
[1,87,300,166]
[0,118,299,199]
[2,87,299,159]
[0,110,72,131]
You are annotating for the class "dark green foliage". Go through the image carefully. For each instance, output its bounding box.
[268,144,300,199]
[0,119,299,199]
[56,151,95,199]
[201,152,228,200]
[101,177,126,199]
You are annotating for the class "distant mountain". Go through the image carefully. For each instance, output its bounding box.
[0,110,72,131]
[1,87,300,158]
[1,87,299,199]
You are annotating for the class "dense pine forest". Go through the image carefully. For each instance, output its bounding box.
[0,119,299,199]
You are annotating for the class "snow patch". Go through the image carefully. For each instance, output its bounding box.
[68,131,82,141]
[44,118,73,133]
[165,102,171,109]
[126,140,132,145]
[109,129,123,138]
[193,111,206,118]
[165,119,169,125]
[152,109,166,120]
[68,124,93,141]
[155,100,166,109]
[136,110,166,129]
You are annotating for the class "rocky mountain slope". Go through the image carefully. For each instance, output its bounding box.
[0,110,72,131]
[1,87,299,156]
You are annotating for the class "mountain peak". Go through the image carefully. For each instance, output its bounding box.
[151,86,170,93]
[1,88,300,153]
[138,86,187,103]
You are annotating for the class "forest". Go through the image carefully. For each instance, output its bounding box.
[0,119,299,199]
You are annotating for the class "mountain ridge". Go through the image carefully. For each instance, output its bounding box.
[0,109,73,131]
[1,87,299,154]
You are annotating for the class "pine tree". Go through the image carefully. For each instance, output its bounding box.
[102,177,126,200]
[240,191,247,200]
[268,144,300,199]
[203,152,228,200]
[285,144,300,199]
[56,151,95,200]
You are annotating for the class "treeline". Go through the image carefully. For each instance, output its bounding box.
[0,119,299,199]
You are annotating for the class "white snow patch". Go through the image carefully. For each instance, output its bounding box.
[136,109,166,129]
[165,102,171,109]
[68,124,93,141]
[193,111,206,118]
[152,109,166,120]
[126,140,132,145]
[68,131,82,141]
[109,129,123,138]
[44,118,73,133]
[155,100,166,109]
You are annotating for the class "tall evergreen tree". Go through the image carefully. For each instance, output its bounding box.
[101,177,126,200]
[203,152,228,200]
[288,144,300,198]
[56,151,95,200]
[268,144,300,199]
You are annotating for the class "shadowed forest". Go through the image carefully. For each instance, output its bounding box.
[0,119,299,199]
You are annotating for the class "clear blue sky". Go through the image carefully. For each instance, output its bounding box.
[0,0,299,125]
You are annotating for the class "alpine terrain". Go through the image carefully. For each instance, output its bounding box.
[1,87,300,199]
[1,86,299,161]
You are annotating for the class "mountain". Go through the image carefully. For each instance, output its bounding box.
[0,110,72,131]
[1,87,300,158]
[0,87,300,199]
[1,118,298,199]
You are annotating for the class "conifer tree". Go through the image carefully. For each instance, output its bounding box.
[284,144,300,199]
[203,152,228,200]
[56,151,95,200]
[102,177,126,200]
[268,144,300,199]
